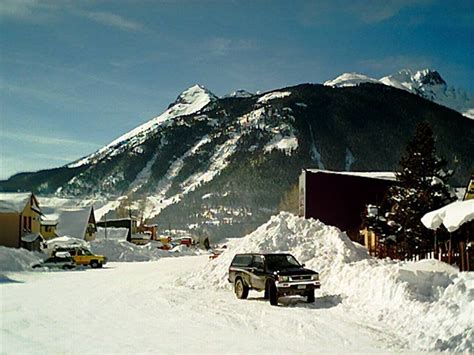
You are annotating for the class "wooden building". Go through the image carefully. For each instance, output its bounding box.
[97,218,138,242]
[299,169,396,242]
[0,192,42,248]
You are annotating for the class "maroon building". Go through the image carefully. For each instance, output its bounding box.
[299,169,397,241]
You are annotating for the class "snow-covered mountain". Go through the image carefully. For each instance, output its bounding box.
[2,82,473,240]
[325,69,474,119]
[69,84,218,168]
[224,89,254,98]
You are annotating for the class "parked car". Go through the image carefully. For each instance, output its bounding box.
[53,247,107,268]
[32,252,76,270]
[228,253,321,306]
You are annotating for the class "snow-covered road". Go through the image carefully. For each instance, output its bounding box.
[2,255,402,354]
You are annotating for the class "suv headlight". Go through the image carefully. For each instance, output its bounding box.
[311,274,319,281]
[278,276,290,282]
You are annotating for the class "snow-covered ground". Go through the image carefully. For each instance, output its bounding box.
[2,213,473,353]
[3,256,401,354]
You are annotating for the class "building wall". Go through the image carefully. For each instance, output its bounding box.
[0,213,21,248]
[21,199,41,235]
[302,171,395,241]
[40,225,57,240]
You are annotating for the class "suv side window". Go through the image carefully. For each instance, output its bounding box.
[251,255,265,270]
[232,255,253,267]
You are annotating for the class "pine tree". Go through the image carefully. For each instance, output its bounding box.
[364,122,455,259]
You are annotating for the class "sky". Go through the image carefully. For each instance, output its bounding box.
[0,0,472,180]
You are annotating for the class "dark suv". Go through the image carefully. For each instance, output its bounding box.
[228,253,321,306]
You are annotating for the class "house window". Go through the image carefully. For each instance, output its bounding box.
[28,217,32,232]
[23,216,27,231]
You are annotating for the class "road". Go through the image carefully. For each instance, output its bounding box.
[1,255,403,354]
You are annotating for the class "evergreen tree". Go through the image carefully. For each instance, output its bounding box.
[364,122,455,258]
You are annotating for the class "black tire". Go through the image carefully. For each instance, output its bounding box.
[90,260,99,268]
[267,281,278,306]
[306,289,315,303]
[62,265,69,270]
[235,278,249,299]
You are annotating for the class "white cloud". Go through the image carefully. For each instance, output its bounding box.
[207,37,255,56]
[81,11,144,32]
[0,130,100,150]
[300,0,433,25]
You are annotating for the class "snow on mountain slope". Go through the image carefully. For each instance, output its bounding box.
[257,91,291,103]
[224,89,254,98]
[69,85,217,168]
[323,72,380,87]
[325,69,473,119]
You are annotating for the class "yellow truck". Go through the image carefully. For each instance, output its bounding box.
[53,247,107,268]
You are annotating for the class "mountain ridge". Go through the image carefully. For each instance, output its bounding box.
[324,68,473,119]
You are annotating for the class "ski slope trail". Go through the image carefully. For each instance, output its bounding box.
[2,255,403,354]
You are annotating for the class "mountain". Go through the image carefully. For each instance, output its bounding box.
[2,81,473,241]
[224,89,254,98]
[325,69,474,119]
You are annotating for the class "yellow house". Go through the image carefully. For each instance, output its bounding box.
[0,192,42,248]
[40,219,58,240]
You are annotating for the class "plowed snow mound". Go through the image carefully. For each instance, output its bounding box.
[0,246,43,272]
[181,212,474,353]
[90,240,205,262]
[182,211,368,289]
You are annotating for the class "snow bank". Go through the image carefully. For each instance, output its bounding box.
[90,240,166,262]
[90,240,204,262]
[181,212,474,352]
[0,246,43,272]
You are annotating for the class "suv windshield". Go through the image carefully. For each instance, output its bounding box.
[266,254,301,270]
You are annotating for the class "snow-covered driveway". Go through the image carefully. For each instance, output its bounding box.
[2,255,401,354]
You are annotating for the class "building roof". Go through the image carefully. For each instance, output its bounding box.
[43,206,95,239]
[0,192,36,213]
[421,199,474,233]
[305,169,397,181]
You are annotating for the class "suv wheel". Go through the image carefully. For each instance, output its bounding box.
[267,281,279,306]
[235,278,249,299]
[306,289,315,303]
[90,260,99,268]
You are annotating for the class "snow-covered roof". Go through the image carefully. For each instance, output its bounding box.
[421,199,474,233]
[0,192,34,213]
[305,169,397,181]
[44,206,95,239]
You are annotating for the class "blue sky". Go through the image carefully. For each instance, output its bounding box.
[0,0,472,179]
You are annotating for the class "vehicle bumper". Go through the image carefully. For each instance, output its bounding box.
[275,281,321,294]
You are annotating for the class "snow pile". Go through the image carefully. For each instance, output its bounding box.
[257,91,291,103]
[90,240,204,262]
[182,212,474,352]
[421,199,474,232]
[0,246,43,272]
[90,240,166,262]
[182,212,368,289]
